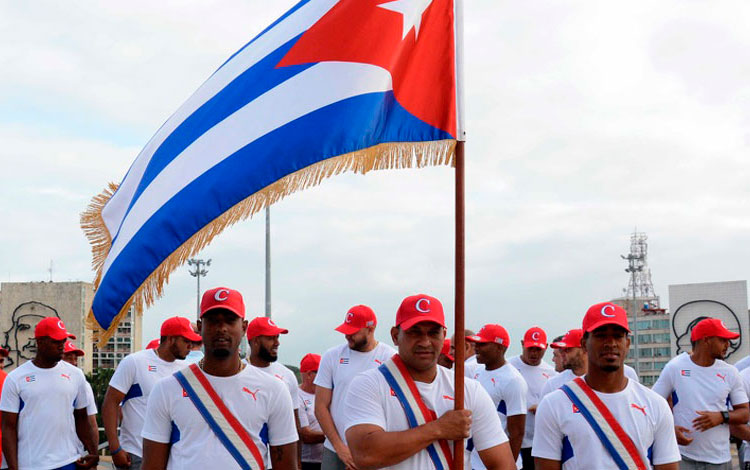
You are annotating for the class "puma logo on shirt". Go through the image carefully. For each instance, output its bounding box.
[242,387,260,401]
[60,373,71,380]
[631,403,647,416]
[716,373,727,382]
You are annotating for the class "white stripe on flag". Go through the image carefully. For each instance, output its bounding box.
[102,0,338,237]
[100,61,393,279]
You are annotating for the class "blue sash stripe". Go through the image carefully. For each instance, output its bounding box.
[377,363,446,470]
[174,371,251,470]
[560,384,629,470]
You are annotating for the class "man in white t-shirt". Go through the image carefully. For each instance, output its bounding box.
[62,341,99,457]
[345,294,515,469]
[533,302,681,470]
[508,326,557,470]
[246,316,301,467]
[0,317,98,470]
[468,324,528,469]
[452,329,480,378]
[653,317,749,469]
[315,304,396,470]
[141,286,298,469]
[299,353,325,470]
[550,335,565,373]
[729,366,750,469]
[541,329,638,399]
[735,355,750,373]
[103,315,197,470]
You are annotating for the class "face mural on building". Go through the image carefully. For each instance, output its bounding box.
[673,300,742,359]
[1,301,60,368]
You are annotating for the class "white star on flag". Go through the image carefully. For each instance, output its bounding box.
[377,0,433,40]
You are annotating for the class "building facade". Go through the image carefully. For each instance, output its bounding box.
[91,308,141,369]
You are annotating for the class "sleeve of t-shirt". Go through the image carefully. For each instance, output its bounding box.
[74,371,90,410]
[0,376,20,413]
[85,382,98,415]
[344,372,387,432]
[267,381,299,446]
[650,395,681,465]
[505,377,528,417]
[625,366,638,381]
[531,393,565,460]
[285,369,301,410]
[540,379,554,399]
[109,354,136,394]
[313,349,334,390]
[469,381,508,452]
[651,362,674,399]
[729,367,749,406]
[141,379,173,444]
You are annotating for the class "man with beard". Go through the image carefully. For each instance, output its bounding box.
[550,336,564,373]
[533,302,681,470]
[315,305,396,470]
[508,327,557,470]
[103,316,197,470]
[653,317,749,469]
[468,324,528,469]
[541,329,638,399]
[1,317,98,470]
[246,316,301,468]
[141,287,298,469]
[344,294,515,469]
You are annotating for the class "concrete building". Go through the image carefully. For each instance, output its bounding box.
[668,280,748,364]
[0,281,142,373]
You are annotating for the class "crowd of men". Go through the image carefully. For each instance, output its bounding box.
[1,287,750,470]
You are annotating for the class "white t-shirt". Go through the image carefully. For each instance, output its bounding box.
[508,355,557,448]
[108,348,186,457]
[141,364,298,469]
[533,377,680,469]
[739,367,750,463]
[314,341,396,451]
[344,363,508,470]
[247,360,300,410]
[465,354,480,378]
[471,363,528,470]
[541,366,638,398]
[299,388,324,463]
[75,381,98,457]
[0,360,90,470]
[735,355,750,372]
[652,352,748,464]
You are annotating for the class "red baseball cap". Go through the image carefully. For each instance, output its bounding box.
[146,339,160,350]
[247,317,289,340]
[466,324,511,347]
[161,316,202,342]
[63,341,84,356]
[551,329,583,349]
[523,326,548,349]
[582,302,631,333]
[34,317,75,341]
[396,294,446,330]
[441,339,454,361]
[200,287,245,318]
[335,305,377,335]
[691,318,740,342]
[300,353,321,373]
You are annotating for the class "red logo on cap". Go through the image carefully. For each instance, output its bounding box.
[57,320,65,330]
[601,305,616,318]
[214,289,230,301]
[345,312,354,323]
[531,331,540,341]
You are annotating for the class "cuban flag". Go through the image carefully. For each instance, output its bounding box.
[81,0,464,340]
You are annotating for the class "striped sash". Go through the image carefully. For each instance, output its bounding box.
[378,354,453,470]
[560,377,647,470]
[174,363,265,470]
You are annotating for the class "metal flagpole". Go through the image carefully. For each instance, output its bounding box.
[453,141,466,470]
[265,206,272,318]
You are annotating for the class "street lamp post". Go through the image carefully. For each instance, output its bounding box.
[188,258,211,320]
[622,253,643,378]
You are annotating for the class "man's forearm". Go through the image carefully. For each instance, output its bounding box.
[102,392,122,450]
[76,410,97,455]
[315,403,343,448]
[729,406,750,425]
[348,422,443,469]
[507,415,525,460]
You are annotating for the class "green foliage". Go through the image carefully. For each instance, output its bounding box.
[285,364,301,384]
[85,367,115,426]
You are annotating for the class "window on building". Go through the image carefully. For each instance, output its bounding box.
[652,319,670,329]
[654,361,669,370]
[638,334,652,344]
[653,333,670,343]
[636,320,651,330]
[639,348,653,358]
[642,375,656,386]
[640,362,653,371]
[654,347,670,357]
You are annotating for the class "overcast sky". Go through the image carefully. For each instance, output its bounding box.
[1,1,749,366]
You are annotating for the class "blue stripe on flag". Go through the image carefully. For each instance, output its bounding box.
[94,91,450,326]
[173,371,250,469]
[561,384,629,470]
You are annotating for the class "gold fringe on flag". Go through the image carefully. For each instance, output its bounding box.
[81,139,456,346]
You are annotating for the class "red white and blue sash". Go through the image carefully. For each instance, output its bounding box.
[560,377,647,470]
[378,354,453,470]
[174,363,265,470]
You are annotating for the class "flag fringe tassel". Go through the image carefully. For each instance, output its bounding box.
[81,139,456,346]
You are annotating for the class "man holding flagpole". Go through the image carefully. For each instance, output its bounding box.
[141,288,298,469]
[344,294,514,469]
[532,302,680,470]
